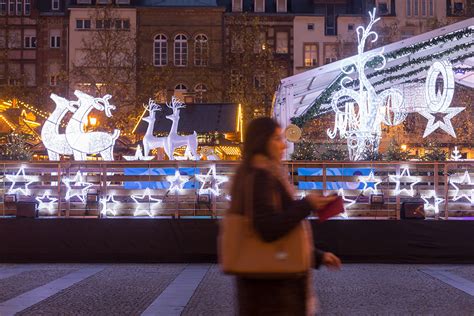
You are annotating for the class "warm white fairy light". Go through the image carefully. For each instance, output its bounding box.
[131,188,162,217]
[449,171,474,203]
[100,195,120,217]
[359,171,381,194]
[421,192,445,214]
[35,191,58,214]
[62,171,94,203]
[195,165,228,196]
[389,168,420,197]
[6,167,37,196]
[123,144,155,161]
[166,170,190,194]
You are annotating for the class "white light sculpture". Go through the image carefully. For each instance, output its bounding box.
[327,8,405,161]
[100,195,120,217]
[65,90,120,161]
[36,191,58,214]
[123,144,154,161]
[337,188,355,219]
[164,97,198,160]
[419,106,464,138]
[421,192,445,215]
[196,165,229,196]
[6,167,37,196]
[389,168,420,197]
[141,99,167,157]
[449,171,474,203]
[62,171,94,203]
[166,170,190,194]
[42,94,78,160]
[451,146,462,161]
[359,171,381,194]
[131,188,162,217]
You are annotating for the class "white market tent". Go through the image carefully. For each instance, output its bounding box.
[274,17,474,159]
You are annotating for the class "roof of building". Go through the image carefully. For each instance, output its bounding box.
[274,17,474,126]
[140,0,217,6]
[136,103,239,134]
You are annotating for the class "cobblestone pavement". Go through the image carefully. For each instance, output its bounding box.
[0,264,473,315]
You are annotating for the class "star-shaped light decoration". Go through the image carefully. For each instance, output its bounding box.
[62,171,94,203]
[131,188,162,217]
[195,165,228,196]
[421,192,445,215]
[449,170,474,203]
[100,195,120,217]
[419,107,464,138]
[6,166,38,196]
[389,168,420,197]
[337,188,355,218]
[166,170,190,194]
[35,191,58,214]
[123,145,154,161]
[359,170,382,194]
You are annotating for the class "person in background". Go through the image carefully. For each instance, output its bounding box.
[229,117,341,315]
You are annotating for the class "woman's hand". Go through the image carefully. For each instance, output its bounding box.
[305,194,338,211]
[322,252,341,270]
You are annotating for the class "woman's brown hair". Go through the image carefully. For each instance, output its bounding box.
[242,117,280,165]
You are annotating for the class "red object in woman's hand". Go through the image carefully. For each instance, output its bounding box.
[316,196,344,222]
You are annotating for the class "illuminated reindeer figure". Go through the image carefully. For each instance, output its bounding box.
[65,90,120,161]
[142,99,167,156]
[41,94,78,160]
[164,96,198,160]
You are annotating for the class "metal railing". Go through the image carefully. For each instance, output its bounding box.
[1,160,474,219]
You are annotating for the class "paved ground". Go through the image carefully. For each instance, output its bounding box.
[0,263,473,315]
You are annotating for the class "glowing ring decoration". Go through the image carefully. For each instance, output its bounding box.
[380,89,406,126]
[424,60,454,112]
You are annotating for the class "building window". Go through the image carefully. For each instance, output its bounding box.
[304,44,317,67]
[413,0,419,16]
[15,0,21,15]
[50,33,60,48]
[116,0,130,4]
[76,19,91,30]
[8,0,14,15]
[406,0,411,16]
[348,24,354,31]
[377,1,389,15]
[275,32,288,54]
[24,36,36,48]
[96,19,111,29]
[174,83,188,100]
[428,0,434,16]
[23,0,29,15]
[232,0,242,12]
[77,0,92,4]
[153,34,167,66]
[50,75,58,86]
[194,83,207,103]
[194,34,208,66]
[421,0,427,15]
[254,0,264,12]
[174,34,188,67]
[307,23,314,31]
[0,0,6,15]
[115,19,130,30]
[52,0,59,10]
[325,57,337,64]
[97,0,110,3]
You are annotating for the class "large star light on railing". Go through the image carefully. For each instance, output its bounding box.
[196,165,228,196]
[131,188,162,217]
[62,171,94,203]
[389,168,419,197]
[449,171,474,203]
[421,192,445,215]
[100,195,120,217]
[166,170,190,194]
[6,167,38,196]
[35,191,58,214]
[359,171,382,194]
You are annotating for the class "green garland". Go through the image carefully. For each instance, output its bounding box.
[291,27,474,127]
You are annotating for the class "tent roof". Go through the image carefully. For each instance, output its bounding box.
[274,17,474,123]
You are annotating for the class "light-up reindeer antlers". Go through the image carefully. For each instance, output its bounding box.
[166,96,186,113]
[144,98,161,113]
